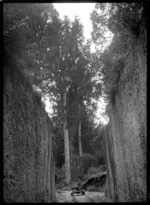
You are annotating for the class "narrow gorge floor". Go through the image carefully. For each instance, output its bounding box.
[56,190,112,203]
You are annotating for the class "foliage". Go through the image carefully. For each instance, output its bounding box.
[3,2,60,96]
[55,165,66,189]
[70,112,97,155]
[91,125,107,165]
[91,3,144,45]
[70,155,83,181]
[70,154,98,182]
[90,3,145,101]
[4,2,102,130]
[37,11,102,160]
[36,15,92,125]
[66,40,102,127]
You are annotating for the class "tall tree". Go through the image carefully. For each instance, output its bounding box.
[67,39,102,157]
[39,16,91,184]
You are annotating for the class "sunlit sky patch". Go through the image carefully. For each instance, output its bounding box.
[53,3,96,41]
[94,97,109,125]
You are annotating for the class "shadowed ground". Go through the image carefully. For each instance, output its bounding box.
[56,190,112,203]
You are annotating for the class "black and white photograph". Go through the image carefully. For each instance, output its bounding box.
[3,2,147,203]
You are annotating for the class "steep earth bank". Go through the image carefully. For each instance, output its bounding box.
[4,66,56,202]
[105,28,147,202]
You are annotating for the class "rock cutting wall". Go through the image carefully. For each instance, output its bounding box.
[105,30,147,202]
[4,66,56,202]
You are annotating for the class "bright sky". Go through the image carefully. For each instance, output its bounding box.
[53,3,95,40]
[43,3,110,125]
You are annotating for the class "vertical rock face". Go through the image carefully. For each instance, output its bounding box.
[105,31,146,202]
[4,66,56,202]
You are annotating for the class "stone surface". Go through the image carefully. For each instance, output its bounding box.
[4,66,56,202]
[105,32,147,202]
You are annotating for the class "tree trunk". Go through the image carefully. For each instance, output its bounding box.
[63,91,71,185]
[78,119,83,156]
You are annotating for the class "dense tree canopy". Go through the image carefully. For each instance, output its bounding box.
[90,3,145,101]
